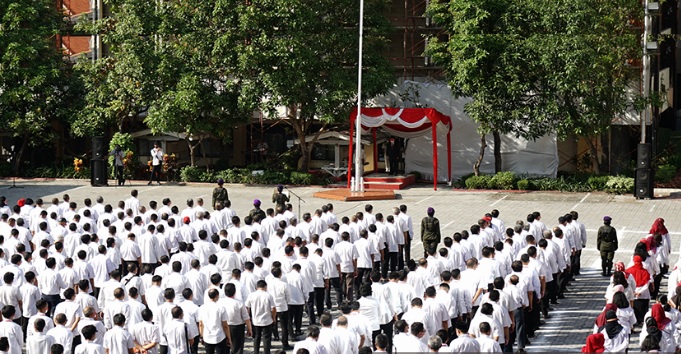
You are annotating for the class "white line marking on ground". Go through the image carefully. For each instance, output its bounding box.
[490,195,508,206]
[415,196,433,205]
[650,205,656,212]
[443,221,455,229]
[571,192,590,210]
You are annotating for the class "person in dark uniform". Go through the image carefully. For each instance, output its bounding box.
[420,207,441,258]
[212,178,229,209]
[249,199,266,221]
[272,185,289,210]
[597,216,618,276]
[386,137,401,176]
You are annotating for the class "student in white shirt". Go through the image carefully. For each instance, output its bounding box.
[27,300,54,338]
[74,324,105,354]
[102,314,135,354]
[26,318,55,354]
[244,280,276,354]
[166,306,196,354]
[46,314,74,354]
[130,309,160,354]
[199,288,233,354]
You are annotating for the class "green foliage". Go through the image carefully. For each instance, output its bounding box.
[491,171,516,190]
[180,166,204,183]
[605,176,635,194]
[0,0,84,169]
[238,0,394,170]
[587,175,611,190]
[290,172,313,185]
[427,0,641,144]
[655,164,677,183]
[465,175,493,189]
[517,179,530,190]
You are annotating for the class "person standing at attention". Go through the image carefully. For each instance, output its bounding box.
[597,216,618,276]
[148,141,163,186]
[212,179,229,211]
[421,208,441,258]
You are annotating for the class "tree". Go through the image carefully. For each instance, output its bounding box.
[73,0,159,136]
[0,0,83,172]
[144,0,247,168]
[428,0,641,175]
[236,0,394,171]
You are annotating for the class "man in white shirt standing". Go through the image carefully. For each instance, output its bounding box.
[220,283,252,354]
[130,309,160,354]
[267,267,292,350]
[245,280,276,354]
[103,314,135,354]
[335,232,358,302]
[198,289,233,354]
[148,141,163,186]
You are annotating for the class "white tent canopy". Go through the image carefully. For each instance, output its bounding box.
[370,80,558,181]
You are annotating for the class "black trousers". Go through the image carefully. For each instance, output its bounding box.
[355,268,372,294]
[381,251,398,279]
[289,304,304,333]
[21,316,28,341]
[228,324,246,354]
[325,277,342,309]
[273,311,290,346]
[190,335,199,354]
[380,319,394,353]
[634,298,650,324]
[149,164,162,183]
[253,324,272,354]
[306,288,324,324]
[42,294,62,317]
[204,338,228,354]
[115,165,125,185]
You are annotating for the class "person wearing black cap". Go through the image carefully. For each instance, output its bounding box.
[212,179,229,210]
[148,141,163,186]
[421,207,441,258]
[597,216,618,276]
[272,185,289,210]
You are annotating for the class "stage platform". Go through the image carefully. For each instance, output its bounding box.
[363,173,416,190]
[313,188,396,201]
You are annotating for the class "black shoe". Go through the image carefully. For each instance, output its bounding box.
[551,301,559,305]
[557,294,565,299]
[273,336,280,341]
[282,345,294,351]
[147,182,152,185]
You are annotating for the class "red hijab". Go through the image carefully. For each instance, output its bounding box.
[650,218,668,235]
[613,261,629,278]
[652,303,671,330]
[582,333,605,353]
[595,303,617,327]
[626,255,650,287]
[640,236,657,253]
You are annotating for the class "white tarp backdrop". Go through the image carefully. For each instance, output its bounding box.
[370,80,558,181]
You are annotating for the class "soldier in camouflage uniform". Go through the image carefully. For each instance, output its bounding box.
[420,207,441,258]
[272,184,289,210]
[597,216,618,276]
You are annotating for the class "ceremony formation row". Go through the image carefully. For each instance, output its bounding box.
[0,186,671,354]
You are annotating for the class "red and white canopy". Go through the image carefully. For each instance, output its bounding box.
[350,107,452,138]
[348,107,453,190]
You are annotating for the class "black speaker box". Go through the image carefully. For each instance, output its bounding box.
[90,159,108,186]
[637,143,652,169]
[92,136,105,159]
[635,168,653,199]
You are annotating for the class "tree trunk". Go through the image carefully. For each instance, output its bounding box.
[473,133,487,176]
[599,133,610,174]
[493,130,502,173]
[586,137,601,174]
[198,137,208,171]
[13,136,28,175]
[186,138,197,167]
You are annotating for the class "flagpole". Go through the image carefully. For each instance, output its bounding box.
[353,0,365,192]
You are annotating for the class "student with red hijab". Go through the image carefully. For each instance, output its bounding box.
[640,303,678,352]
[627,255,652,325]
[650,218,671,274]
[582,333,605,353]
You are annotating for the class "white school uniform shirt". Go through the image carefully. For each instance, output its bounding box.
[47,325,74,354]
[198,300,229,344]
[0,319,23,354]
[54,299,83,334]
[293,338,329,354]
[353,237,375,269]
[131,321,161,354]
[0,284,22,318]
[335,240,358,273]
[476,334,503,353]
[103,326,135,354]
[74,341,105,354]
[20,282,41,318]
[26,332,55,354]
[460,268,486,307]
[245,289,275,326]
[318,327,343,354]
[77,318,106,345]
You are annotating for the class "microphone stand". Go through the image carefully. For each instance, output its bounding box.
[285,187,306,220]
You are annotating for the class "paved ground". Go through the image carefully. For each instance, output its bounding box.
[2,178,681,352]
